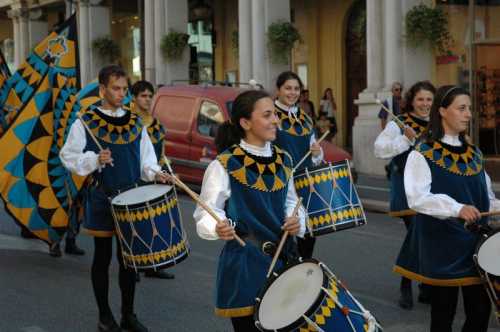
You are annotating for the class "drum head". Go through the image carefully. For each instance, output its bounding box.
[111,184,172,206]
[477,231,500,275]
[257,262,324,330]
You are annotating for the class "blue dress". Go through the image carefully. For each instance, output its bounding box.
[394,140,489,286]
[214,144,294,317]
[388,113,428,217]
[80,109,143,237]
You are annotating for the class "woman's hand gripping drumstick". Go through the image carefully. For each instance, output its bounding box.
[293,131,330,172]
[162,157,246,247]
[76,113,114,167]
[266,198,303,278]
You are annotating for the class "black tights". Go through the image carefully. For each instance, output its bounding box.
[91,237,137,319]
[430,284,491,332]
[231,316,260,332]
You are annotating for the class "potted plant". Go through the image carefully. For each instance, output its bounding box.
[160,30,190,61]
[266,21,301,64]
[405,3,453,55]
[91,36,121,63]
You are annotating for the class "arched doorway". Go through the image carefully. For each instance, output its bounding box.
[345,0,366,151]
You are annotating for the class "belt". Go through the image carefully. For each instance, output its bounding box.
[237,231,298,264]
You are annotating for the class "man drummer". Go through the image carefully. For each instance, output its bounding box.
[131,80,175,280]
[60,65,169,332]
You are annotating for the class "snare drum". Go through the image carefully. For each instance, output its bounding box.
[255,259,382,332]
[111,184,189,271]
[294,160,366,237]
[474,230,500,323]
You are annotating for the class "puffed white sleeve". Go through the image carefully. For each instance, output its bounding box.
[59,119,100,176]
[486,172,500,212]
[404,150,464,219]
[193,159,231,240]
[310,134,324,165]
[140,128,162,181]
[285,177,306,238]
[374,121,413,159]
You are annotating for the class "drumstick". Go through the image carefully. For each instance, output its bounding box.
[480,210,500,217]
[76,113,114,167]
[375,99,406,129]
[293,130,330,172]
[266,198,302,278]
[161,157,245,247]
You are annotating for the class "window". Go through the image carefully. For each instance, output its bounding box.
[197,100,224,137]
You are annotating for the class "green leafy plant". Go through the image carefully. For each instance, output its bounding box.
[160,30,190,61]
[92,36,121,63]
[405,4,453,55]
[267,21,301,64]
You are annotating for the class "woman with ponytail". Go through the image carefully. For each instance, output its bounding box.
[194,90,306,331]
[394,85,500,332]
[273,71,323,260]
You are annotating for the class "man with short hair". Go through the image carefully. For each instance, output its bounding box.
[131,80,175,280]
[378,82,403,130]
[60,65,169,332]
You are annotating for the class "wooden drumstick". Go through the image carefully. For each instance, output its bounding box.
[76,113,114,167]
[266,198,303,278]
[375,99,406,129]
[161,157,245,247]
[480,210,500,217]
[293,130,330,172]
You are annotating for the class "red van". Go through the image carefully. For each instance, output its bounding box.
[151,84,353,185]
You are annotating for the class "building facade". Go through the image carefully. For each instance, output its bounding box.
[0,0,498,177]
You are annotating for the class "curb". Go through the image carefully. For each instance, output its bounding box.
[361,198,389,214]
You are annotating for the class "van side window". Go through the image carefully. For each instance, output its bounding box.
[197,101,224,138]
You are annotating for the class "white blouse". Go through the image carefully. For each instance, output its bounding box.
[275,100,324,165]
[59,107,161,181]
[374,120,414,159]
[194,139,306,240]
[404,134,500,219]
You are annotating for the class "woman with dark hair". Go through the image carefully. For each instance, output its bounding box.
[319,87,338,136]
[374,81,436,309]
[394,85,500,332]
[273,71,323,259]
[193,90,305,331]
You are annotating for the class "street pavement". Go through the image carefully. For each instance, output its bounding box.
[1,191,500,331]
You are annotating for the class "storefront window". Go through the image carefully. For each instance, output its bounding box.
[188,20,214,82]
[438,1,500,155]
[111,0,141,82]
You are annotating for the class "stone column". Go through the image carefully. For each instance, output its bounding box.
[251,0,265,86]
[144,0,155,84]
[238,0,252,83]
[11,14,20,68]
[401,0,432,88]
[383,0,402,90]
[365,0,383,93]
[8,7,30,66]
[77,0,111,85]
[353,0,387,176]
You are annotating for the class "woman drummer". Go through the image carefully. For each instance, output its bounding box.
[193,90,305,331]
[394,85,500,332]
[273,71,323,259]
[374,81,435,309]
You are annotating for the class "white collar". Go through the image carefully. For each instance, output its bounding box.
[97,107,126,117]
[275,100,298,114]
[442,134,462,147]
[239,139,272,157]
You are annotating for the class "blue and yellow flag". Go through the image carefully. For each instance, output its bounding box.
[0,48,11,98]
[0,14,85,243]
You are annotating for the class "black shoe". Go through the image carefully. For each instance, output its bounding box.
[65,239,85,255]
[144,270,175,279]
[418,283,431,304]
[398,279,413,310]
[98,315,121,332]
[120,313,148,332]
[49,243,62,258]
